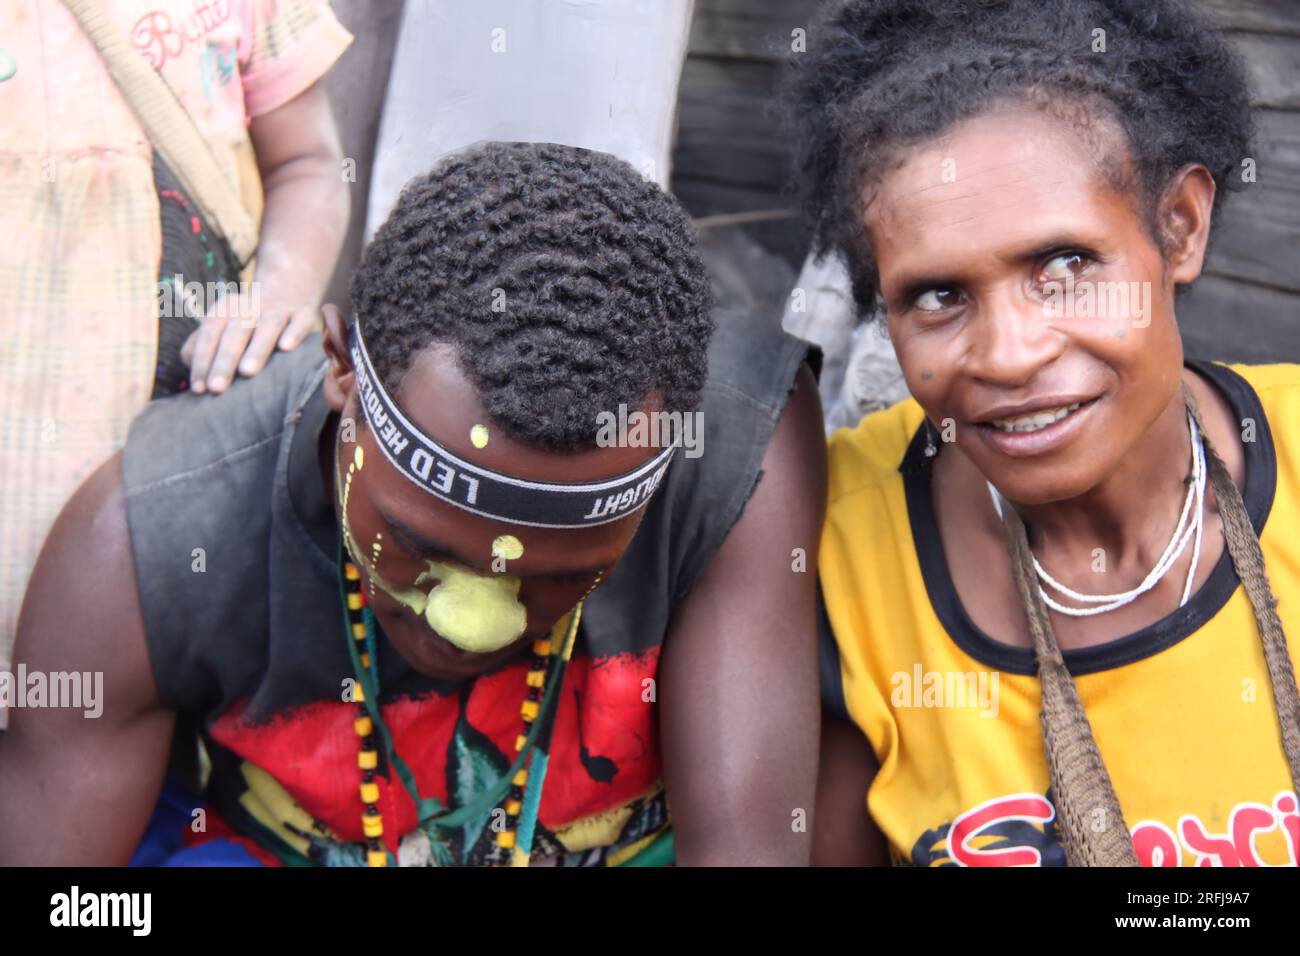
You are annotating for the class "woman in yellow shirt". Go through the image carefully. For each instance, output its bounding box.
[790,0,1300,866]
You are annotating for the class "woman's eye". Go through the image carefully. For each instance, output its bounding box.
[915,288,960,312]
[1040,252,1089,283]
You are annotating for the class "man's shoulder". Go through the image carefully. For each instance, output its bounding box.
[581,304,811,656]
[122,339,327,498]
[674,302,810,551]
[702,300,811,418]
[117,342,333,716]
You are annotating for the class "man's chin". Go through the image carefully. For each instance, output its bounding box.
[390,624,531,681]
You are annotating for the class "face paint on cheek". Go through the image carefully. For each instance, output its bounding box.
[369,533,383,597]
[491,535,524,561]
[338,443,362,558]
[339,442,403,608]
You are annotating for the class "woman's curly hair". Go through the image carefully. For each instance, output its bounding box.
[784,0,1255,318]
[351,141,714,451]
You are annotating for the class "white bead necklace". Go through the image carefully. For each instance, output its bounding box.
[987,413,1207,617]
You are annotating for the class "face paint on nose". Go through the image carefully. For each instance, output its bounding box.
[361,559,527,655]
[336,444,526,654]
[415,561,528,654]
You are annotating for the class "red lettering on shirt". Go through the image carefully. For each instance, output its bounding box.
[924,791,1298,867]
[948,794,1056,867]
[1131,820,1181,867]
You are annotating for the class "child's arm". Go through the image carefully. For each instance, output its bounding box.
[185,78,349,393]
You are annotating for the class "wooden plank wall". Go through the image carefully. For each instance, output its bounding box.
[670,0,1300,361]
[1183,0,1300,361]
[670,0,823,269]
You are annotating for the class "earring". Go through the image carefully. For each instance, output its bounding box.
[924,420,938,458]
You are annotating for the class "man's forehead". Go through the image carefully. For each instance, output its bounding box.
[350,435,642,583]
[385,340,667,486]
[346,329,674,530]
[389,343,500,466]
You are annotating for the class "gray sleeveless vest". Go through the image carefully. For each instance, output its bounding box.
[122,303,810,727]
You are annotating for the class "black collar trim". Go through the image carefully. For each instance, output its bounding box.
[900,360,1277,676]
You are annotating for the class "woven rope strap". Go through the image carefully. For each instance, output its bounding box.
[60,0,258,264]
[1183,387,1300,799]
[999,501,1139,866]
[998,384,1300,865]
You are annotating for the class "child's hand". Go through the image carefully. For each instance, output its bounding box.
[181,78,347,396]
[182,293,321,394]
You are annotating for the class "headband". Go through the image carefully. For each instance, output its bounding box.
[348,324,677,528]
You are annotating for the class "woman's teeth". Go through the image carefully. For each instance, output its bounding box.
[990,402,1082,433]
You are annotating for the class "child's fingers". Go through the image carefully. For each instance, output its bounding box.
[239,309,291,377]
[278,306,322,351]
[185,313,229,393]
[206,317,259,393]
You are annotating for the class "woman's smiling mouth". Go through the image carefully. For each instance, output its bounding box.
[973,395,1102,457]
[989,401,1082,433]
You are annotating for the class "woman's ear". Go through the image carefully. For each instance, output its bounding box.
[321,304,354,412]
[1159,164,1217,287]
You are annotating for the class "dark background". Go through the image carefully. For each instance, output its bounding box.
[323,0,1300,363]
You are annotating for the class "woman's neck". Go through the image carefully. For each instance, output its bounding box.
[1012,386,1193,573]
[933,366,1244,651]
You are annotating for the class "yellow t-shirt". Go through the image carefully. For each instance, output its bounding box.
[819,361,1300,866]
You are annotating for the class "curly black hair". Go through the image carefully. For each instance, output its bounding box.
[784,0,1255,318]
[350,141,714,451]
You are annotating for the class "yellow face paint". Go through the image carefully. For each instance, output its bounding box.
[368,534,382,596]
[337,444,525,655]
[339,447,386,603]
[491,534,524,561]
[415,562,527,653]
[470,424,489,449]
[352,556,527,655]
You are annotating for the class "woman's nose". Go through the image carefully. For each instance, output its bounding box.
[965,292,1065,389]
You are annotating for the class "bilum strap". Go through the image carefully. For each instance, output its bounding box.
[348,325,676,528]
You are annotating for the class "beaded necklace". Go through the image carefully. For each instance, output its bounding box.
[337,538,582,867]
[987,411,1208,616]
